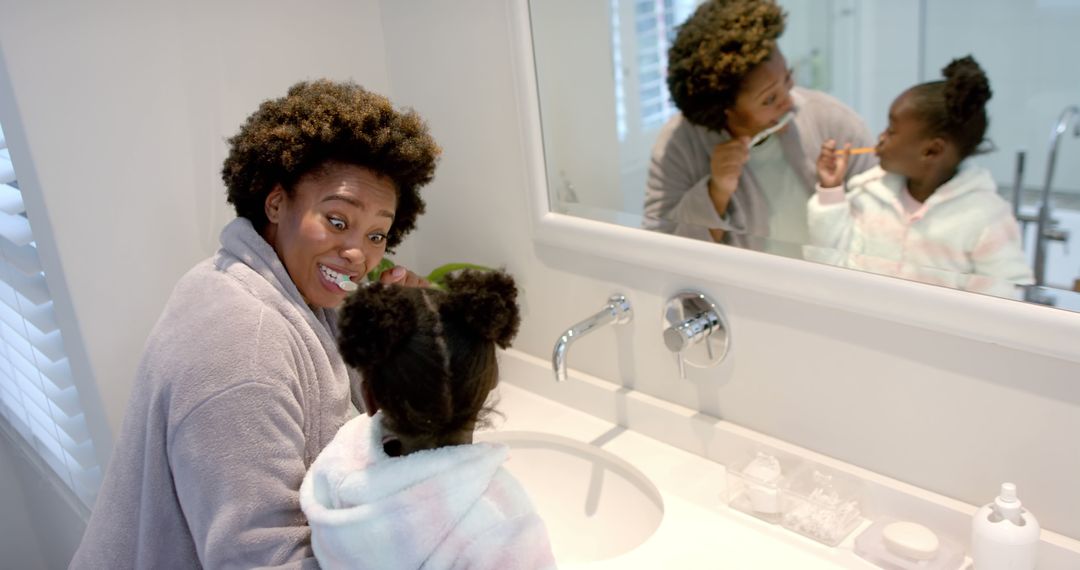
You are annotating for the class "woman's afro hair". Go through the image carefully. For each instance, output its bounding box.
[667,0,787,133]
[222,79,441,250]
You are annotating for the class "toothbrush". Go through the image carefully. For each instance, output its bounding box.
[749,111,795,147]
[836,147,875,155]
[336,275,358,292]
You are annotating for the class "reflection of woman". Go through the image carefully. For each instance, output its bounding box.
[644,0,876,250]
[71,80,440,568]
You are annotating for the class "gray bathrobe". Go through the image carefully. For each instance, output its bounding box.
[71,217,358,569]
[643,87,877,249]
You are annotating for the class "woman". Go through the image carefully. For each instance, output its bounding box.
[643,0,876,252]
[71,80,441,569]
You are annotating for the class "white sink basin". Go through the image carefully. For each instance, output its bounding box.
[477,430,664,564]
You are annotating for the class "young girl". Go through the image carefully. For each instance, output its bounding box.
[299,271,556,570]
[809,56,1033,294]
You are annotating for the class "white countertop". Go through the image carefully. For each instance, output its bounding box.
[487,382,882,569]
[485,349,1080,569]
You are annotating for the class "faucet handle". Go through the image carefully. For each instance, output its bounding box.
[663,310,721,353]
[662,291,730,379]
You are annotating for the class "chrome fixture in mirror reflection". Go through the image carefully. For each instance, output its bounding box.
[662,292,729,380]
[1034,105,1079,286]
[552,294,633,382]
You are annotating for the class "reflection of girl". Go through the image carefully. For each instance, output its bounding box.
[644,0,876,250]
[301,271,556,570]
[810,56,1033,291]
[72,81,439,568]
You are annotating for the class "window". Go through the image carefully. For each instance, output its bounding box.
[611,0,702,140]
[0,123,101,508]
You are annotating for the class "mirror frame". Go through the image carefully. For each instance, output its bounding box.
[509,0,1080,366]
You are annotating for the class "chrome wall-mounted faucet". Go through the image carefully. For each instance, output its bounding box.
[662,291,730,379]
[551,294,632,382]
[1033,105,1079,286]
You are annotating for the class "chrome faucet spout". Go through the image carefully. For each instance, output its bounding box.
[1035,105,1080,285]
[551,294,632,382]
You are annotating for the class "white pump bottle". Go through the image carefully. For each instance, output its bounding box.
[970,482,1039,569]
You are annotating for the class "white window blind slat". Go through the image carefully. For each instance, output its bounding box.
[29,422,76,483]
[1,237,43,276]
[4,323,43,373]
[4,338,71,396]
[0,379,23,416]
[0,121,99,507]
[0,301,66,362]
[8,362,87,446]
[0,211,34,247]
[9,295,56,336]
[10,356,79,419]
[10,352,91,463]
[0,154,14,185]
[13,367,50,416]
[0,281,60,336]
[25,405,95,470]
[0,294,58,349]
[0,395,33,440]
[0,262,50,305]
[37,355,73,390]
[0,183,26,216]
[39,396,90,445]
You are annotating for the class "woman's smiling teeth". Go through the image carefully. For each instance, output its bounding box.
[320,264,356,291]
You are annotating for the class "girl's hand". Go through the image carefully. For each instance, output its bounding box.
[817,140,851,188]
[378,266,431,288]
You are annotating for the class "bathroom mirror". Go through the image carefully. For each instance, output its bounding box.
[528,0,1080,312]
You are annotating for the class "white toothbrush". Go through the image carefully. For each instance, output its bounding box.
[749,111,795,147]
[337,276,358,292]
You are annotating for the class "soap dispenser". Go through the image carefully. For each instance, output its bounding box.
[971,483,1039,569]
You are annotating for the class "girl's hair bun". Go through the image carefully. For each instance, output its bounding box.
[337,283,418,368]
[943,55,992,126]
[440,270,521,349]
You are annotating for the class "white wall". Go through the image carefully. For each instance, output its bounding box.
[379,0,1080,541]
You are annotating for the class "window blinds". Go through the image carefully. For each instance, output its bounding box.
[0,124,101,508]
[612,0,702,139]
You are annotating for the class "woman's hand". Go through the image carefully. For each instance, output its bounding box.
[705,136,750,243]
[378,266,431,288]
[817,139,850,188]
[708,136,751,203]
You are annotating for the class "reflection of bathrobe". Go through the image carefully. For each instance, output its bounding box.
[807,165,1034,293]
[300,413,557,570]
[644,87,877,249]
